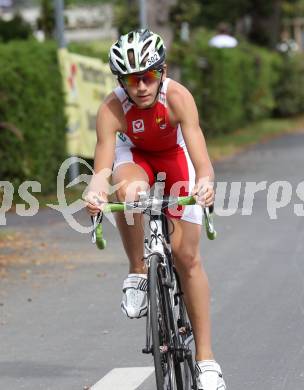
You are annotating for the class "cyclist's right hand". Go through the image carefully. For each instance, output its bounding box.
[84,191,108,216]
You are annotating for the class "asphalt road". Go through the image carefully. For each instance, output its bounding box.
[1,132,304,390]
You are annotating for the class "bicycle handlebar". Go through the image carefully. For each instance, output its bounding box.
[91,195,217,249]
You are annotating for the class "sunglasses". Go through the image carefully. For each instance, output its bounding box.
[120,69,163,87]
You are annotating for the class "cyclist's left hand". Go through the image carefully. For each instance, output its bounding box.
[192,179,214,207]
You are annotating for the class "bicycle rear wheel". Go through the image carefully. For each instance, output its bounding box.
[148,254,184,390]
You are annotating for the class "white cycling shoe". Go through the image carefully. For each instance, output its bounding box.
[121,273,148,319]
[195,360,226,390]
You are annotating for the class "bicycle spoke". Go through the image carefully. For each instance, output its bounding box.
[147,247,198,389]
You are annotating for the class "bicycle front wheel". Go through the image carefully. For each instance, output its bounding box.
[148,254,183,390]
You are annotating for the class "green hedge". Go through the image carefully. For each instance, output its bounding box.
[0,40,66,193]
[68,40,110,62]
[0,14,32,43]
[170,29,284,136]
[273,53,304,116]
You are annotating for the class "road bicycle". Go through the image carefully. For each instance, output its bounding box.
[91,190,216,390]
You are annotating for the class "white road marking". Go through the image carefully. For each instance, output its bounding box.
[90,366,154,390]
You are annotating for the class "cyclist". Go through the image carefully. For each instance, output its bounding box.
[86,29,226,390]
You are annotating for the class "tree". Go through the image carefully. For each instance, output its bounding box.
[113,0,177,49]
[0,13,32,42]
[200,0,250,28]
[146,0,177,49]
[113,0,304,49]
[170,0,202,39]
[199,0,303,48]
[247,0,282,48]
[36,0,55,39]
[282,0,304,16]
[113,0,138,35]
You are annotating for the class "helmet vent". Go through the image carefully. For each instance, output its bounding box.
[127,49,135,68]
[158,46,164,57]
[141,41,152,56]
[113,48,123,59]
[118,61,127,72]
[128,32,134,43]
[139,29,151,42]
[142,54,149,67]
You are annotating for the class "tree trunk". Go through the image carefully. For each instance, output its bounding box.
[269,0,282,48]
[146,0,176,50]
[250,0,282,48]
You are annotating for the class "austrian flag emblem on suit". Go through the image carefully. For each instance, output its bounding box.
[132,119,145,133]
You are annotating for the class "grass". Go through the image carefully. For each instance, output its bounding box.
[0,230,13,240]
[207,115,304,161]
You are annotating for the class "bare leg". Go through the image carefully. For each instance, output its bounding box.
[170,218,214,361]
[112,163,150,274]
[112,166,213,359]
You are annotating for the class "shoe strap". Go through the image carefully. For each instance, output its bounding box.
[195,361,223,377]
[123,275,148,292]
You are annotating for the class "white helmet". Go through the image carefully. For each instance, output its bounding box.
[109,29,166,75]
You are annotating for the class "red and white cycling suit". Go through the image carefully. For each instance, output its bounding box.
[113,78,202,224]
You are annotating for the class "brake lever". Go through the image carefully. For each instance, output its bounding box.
[91,213,103,244]
[204,206,217,240]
